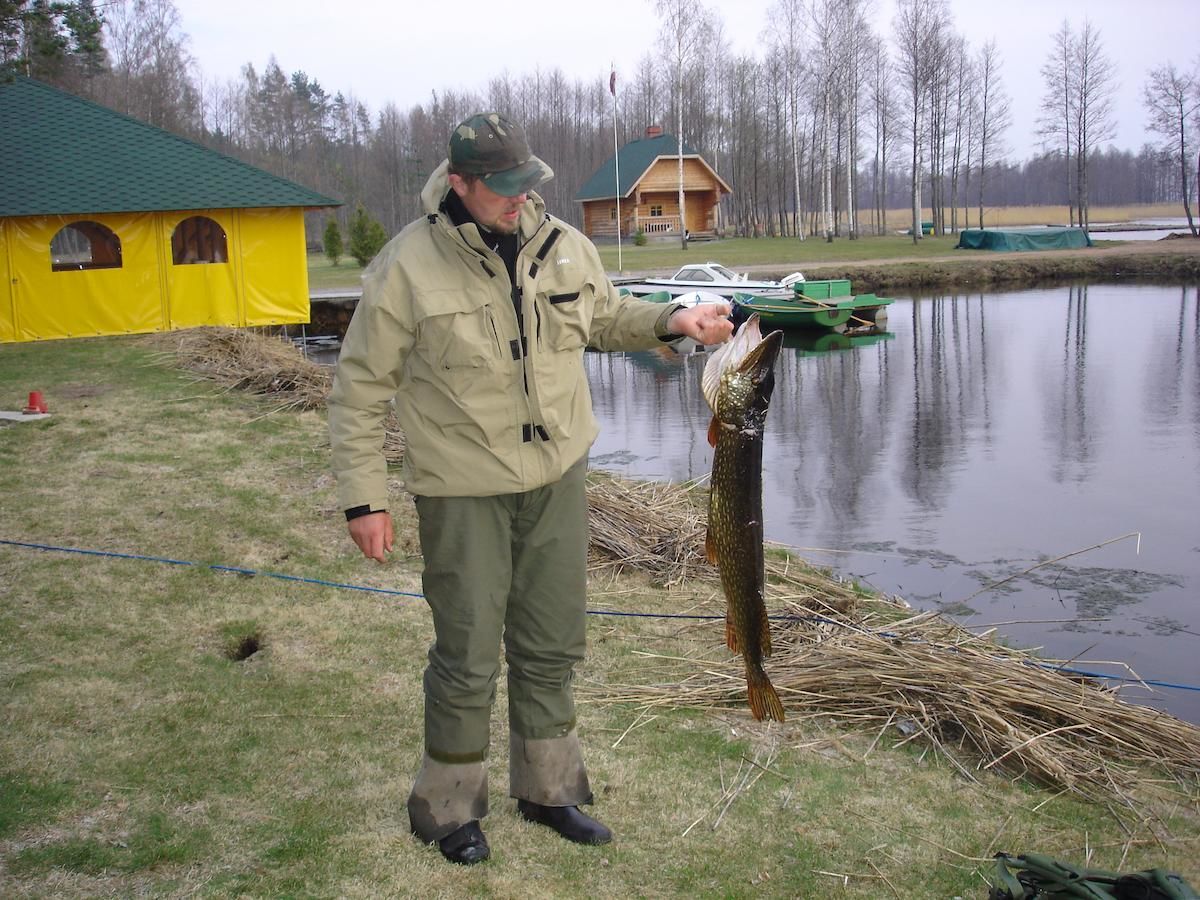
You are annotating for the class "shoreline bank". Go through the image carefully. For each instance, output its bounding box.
[648,238,1200,292]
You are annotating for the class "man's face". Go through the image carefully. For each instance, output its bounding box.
[449,174,526,235]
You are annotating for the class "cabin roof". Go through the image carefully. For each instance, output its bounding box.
[0,75,340,218]
[574,132,731,202]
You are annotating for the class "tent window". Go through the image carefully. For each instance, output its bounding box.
[50,221,122,271]
[172,216,228,265]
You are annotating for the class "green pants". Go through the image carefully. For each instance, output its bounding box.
[407,456,592,840]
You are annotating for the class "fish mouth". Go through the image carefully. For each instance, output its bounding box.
[701,314,784,410]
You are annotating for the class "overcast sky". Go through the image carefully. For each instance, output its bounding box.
[174,0,1195,159]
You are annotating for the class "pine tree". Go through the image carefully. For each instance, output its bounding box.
[347,205,388,267]
[323,218,344,266]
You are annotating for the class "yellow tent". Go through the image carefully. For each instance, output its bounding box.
[0,77,340,343]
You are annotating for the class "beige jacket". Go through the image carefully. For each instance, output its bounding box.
[328,162,676,507]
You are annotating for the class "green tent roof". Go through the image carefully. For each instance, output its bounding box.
[0,76,340,217]
[575,132,704,202]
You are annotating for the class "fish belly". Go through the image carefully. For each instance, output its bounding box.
[708,432,785,721]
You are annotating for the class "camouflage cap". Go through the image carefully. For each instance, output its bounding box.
[448,112,554,197]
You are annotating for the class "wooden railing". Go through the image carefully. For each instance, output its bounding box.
[641,216,680,234]
[590,215,683,238]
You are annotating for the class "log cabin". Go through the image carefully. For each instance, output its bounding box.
[574,125,731,242]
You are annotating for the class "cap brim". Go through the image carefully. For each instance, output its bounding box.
[480,156,554,197]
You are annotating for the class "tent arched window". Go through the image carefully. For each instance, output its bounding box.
[50,221,123,272]
[172,216,228,265]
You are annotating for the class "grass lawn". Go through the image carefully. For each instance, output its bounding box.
[1,334,1197,898]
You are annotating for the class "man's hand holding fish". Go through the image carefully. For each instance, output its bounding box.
[667,302,734,345]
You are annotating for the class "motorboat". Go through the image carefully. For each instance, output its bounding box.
[613,261,805,299]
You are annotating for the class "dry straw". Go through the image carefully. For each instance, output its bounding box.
[160,326,1200,818]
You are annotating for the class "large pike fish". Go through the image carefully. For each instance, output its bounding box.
[701,314,786,722]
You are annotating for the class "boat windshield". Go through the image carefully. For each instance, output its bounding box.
[710,265,740,281]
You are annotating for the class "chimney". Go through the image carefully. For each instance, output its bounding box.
[645,125,663,139]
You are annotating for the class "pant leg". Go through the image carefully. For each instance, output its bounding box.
[407,491,514,840]
[504,456,593,805]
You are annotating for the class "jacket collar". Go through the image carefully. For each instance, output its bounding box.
[421,160,548,249]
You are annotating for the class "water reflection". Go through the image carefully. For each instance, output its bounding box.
[587,283,1200,722]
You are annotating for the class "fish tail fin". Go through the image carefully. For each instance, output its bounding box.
[745,666,785,722]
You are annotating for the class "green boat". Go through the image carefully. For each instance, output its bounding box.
[732,283,894,331]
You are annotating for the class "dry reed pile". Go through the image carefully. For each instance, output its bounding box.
[585,471,859,613]
[151,327,405,460]
[597,599,1200,805]
[151,326,333,411]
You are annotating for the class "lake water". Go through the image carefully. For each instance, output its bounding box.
[585,283,1200,724]
[1090,217,1195,241]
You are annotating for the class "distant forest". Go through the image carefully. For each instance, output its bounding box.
[4,0,1197,241]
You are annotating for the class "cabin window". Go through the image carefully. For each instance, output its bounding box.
[609,208,616,220]
[50,221,122,271]
[172,216,228,265]
[677,268,711,282]
[649,205,663,217]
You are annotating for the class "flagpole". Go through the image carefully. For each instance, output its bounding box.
[611,65,622,272]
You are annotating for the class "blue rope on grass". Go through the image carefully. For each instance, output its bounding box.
[0,538,424,599]
[3,537,1198,694]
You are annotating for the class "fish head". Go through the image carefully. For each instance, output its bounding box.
[701,314,784,416]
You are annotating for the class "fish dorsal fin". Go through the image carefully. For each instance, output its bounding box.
[705,527,719,565]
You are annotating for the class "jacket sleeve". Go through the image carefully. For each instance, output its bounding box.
[327,259,414,514]
[575,238,676,351]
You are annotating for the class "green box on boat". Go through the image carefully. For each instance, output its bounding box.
[796,279,852,300]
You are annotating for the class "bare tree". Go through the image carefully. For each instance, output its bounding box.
[976,39,1011,228]
[655,0,712,249]
[893,0,950,244]
[947,37,973,233]
[1071,20,1116,228]
[767,0,807,240]
[1143,61,1200,235]
[808,0,839,241]
[99,0,198,134]
[839,0,870,240]
[1038,20,1075,223]
[866,35,895,236]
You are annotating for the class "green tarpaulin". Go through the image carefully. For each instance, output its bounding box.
[955,227,1093,251]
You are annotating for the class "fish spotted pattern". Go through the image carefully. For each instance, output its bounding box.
[701,314,786,722]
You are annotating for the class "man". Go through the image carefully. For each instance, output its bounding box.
[328,112,731,865]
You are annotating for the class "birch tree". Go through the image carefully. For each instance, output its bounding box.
[1143,61,1199,235]
[99,0,198,134]
[1071,21,1116,228]
[867,36,895,236]
[767,0,807,239]
[1038,21,1075,223]
[655,0,712,249]
[947,38,973,233]
[894,0,950,244]
[976,39,1011,228]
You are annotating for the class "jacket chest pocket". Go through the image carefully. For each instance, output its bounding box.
[536,290,590,351]
[414,291,501,369]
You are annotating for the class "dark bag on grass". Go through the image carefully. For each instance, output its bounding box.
[988,852,1199,900]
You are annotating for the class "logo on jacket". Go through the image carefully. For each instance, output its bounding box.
[556,258,571,266]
